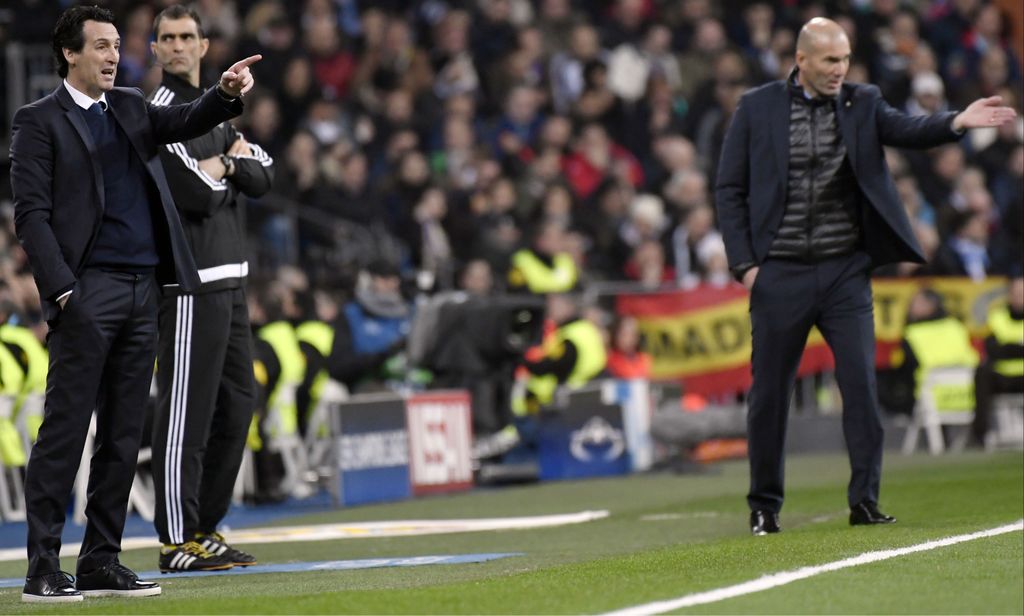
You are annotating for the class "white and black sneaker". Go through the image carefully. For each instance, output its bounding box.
[158,541,234,573]
[197,532,258,567]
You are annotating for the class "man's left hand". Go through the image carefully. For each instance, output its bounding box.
[218,55,262,98]
[952,96,1017,132]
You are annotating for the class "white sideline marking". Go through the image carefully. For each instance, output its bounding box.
[602,520,1024,616]
[640,512,719,522]
[0,510,609,562]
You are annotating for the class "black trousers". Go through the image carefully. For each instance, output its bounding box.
[747,252,883,513]
[25,269,158,576]
[152,287,255,545]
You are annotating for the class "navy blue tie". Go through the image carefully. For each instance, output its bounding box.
[88,102,104,116]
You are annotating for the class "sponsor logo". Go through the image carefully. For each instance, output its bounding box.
[339,430,408,471]
[407,393,473,492]
[569,417,625,462]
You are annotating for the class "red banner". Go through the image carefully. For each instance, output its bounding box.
[615,277,1007,397]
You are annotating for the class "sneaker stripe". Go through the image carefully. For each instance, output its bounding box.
[169,552,184,569]
[183,555,196,568]
[215,545,227,555]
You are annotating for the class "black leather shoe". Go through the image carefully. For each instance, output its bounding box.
[750,510,781,535]
[849,501,896,526]
[77,561,161,598]
[22,571,83,603]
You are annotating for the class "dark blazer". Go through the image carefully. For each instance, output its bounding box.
[10,84,242,320]
[715,80,962,270]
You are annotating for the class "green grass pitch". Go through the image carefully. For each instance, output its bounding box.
[1,451,1021,614]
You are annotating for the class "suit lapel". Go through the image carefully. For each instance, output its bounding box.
[56,86,105,211]
[836,87,858,168]
[106,93,151,172]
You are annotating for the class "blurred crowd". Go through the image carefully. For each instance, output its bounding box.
[0,0,1022,333]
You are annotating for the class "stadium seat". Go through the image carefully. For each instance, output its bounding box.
[262,383,314,499]
[303,378,348,498]
[901,366,975,455]
[0,393,27,522]
[987,393,1024,450]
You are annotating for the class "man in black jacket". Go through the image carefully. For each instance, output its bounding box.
[10,5,259,602]
[715,17,1016,536]
[147,5,274,573]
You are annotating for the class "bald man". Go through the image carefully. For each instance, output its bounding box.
[715,18,1016,535]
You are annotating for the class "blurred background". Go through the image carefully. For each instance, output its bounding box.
[0,0,1021,501]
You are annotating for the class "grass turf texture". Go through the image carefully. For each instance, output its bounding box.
[1,451,1020,614]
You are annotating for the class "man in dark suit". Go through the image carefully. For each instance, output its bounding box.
[715,17,1016,536]
[10,5,261,602]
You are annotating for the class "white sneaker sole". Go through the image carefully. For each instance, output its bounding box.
[21,593,84,603]
[79,587,162,598]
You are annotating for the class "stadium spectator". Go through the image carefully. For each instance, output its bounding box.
[973,276,1024,445]
[930,209,994,279]
[605,315,653,380]
[326,259,411,393]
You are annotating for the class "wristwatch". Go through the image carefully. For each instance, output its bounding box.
[219,154,236,177]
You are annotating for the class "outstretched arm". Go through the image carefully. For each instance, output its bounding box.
[877,90,1016,149]
[951,96,1018,132]
[147,55,262,145]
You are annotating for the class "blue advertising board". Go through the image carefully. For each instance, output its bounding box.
[537,390,631,480]
[337,396,411,505]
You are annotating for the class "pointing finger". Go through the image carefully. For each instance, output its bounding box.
[229,54,263,73]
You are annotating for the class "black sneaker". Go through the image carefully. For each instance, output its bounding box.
[77,561,161,598]
[197,532,258,567]
[22,571,82,603]
[159,541,234,573]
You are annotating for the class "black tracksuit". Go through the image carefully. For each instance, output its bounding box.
[149,73,274,545]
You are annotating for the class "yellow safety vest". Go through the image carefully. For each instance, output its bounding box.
[987,306,1024,377]
[295,320,335,414]
[257,321,306,436]
[0,325,48,444]
[0,326,47,395]
[0,341,27,466]
[510,249,578,294]
[904,317,979,412]
[517,319,608,414]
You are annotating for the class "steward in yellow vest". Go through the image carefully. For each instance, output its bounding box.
[477,294,607,461]
[0,323,48,442]
[295,320,334,436]
[973,276,1024,444]
[0,337,26,467]
[508,220,578,294]
[892,290,978,413]
[257,320,305,439]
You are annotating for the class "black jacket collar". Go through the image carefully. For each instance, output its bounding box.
[160,71,205,102]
